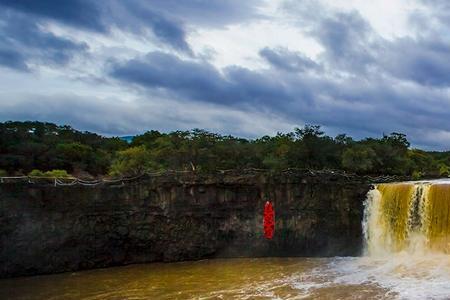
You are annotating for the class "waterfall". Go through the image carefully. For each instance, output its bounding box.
[364,181,450,256]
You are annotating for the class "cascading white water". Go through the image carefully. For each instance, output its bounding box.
[335,180,450,299]
[363,181,450,255]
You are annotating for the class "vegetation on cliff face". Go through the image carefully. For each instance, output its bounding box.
[0,121,449,178]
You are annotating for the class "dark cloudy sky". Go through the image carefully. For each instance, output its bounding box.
[1,0,450,149]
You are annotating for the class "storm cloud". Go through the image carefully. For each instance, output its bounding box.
[0,7,88,70]
[110,51,294,106]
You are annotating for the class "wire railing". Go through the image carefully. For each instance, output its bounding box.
[0,168,409,186]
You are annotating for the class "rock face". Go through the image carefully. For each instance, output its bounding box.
[0,170,373,278]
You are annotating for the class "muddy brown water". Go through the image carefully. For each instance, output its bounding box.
[0,257,398,299]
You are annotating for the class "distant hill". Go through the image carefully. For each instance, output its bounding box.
[119,136,134,143]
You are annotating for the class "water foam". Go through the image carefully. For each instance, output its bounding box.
[347,181,450,299]
[332,255,450,299]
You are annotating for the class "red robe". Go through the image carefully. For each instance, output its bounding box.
[263,201,275,239]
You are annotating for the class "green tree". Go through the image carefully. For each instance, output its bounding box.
[342,145,377,174]
[56,142,93,171]
[109,146,160,177]
[289,125,341,169]
[7,120,450,178]
[408,149,435,176]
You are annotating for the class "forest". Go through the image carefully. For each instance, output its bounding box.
[0,121,449,179]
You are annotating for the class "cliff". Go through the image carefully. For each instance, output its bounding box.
[0,170,384,278]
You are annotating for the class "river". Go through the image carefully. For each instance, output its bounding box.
[2,255,450,299]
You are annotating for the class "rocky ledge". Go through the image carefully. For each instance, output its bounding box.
[0,169,400,278]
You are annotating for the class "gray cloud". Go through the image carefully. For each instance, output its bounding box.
[259,47,322,72]
[0,8,88,71]
[380,37,450,87]
[110,51,293,106]
[313,11,376,73]
[0,0,261,54]
[145,0,262,27]
[105,1,192,54]
[0,48,29,71]
[282,1,450,88]
[0,0,104,31]
[110,0,261,53]
[0,0,190,54]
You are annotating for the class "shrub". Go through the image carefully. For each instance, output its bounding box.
[44,169,70,178]
[28,169,45,177]
[411,170,422,180]
[0,169,7,177]
[439,164,449,177]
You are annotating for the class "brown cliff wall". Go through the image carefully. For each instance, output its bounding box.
[0,170,375,278]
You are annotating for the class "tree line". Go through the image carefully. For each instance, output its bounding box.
[0,121,449,179]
